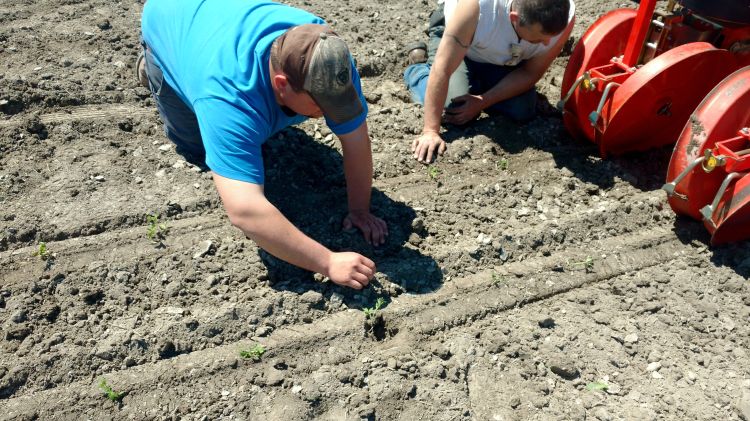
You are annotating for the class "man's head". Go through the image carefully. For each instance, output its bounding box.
[269,24,363,123]
[510,0,570,45]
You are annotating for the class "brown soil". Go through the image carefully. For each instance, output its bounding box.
[1,0,749,420]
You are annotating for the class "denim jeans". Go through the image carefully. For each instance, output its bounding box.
[142,44,207,166]
[403,8,537,122]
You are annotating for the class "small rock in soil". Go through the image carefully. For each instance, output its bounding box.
[387,358,398,370]
[300,290,324,308]
[11,310,27,323]
[538,317,555,329]
[646,361,662,372]
[193,240,215,259]
[549,357,579,380]
[265,367,285,386]
[430,343,452,360]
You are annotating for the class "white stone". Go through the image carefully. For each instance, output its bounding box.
[646,362,662,372]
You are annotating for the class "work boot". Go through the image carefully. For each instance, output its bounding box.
[405,41,428,65]
[136,52,149,88]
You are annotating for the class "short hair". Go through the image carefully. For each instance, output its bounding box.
[516,0,570,35]
[270,37,303,93]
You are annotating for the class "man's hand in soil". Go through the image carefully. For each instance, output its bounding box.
[214,174,378,290]
[326,252,376,289]
[343,210,388,246]
[412,130,447,164]
[444,94,483,126]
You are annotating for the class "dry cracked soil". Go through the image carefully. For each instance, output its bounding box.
[1,0,749,420]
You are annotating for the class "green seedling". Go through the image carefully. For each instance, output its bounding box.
[240,344,266,361]
[496,158,509,171]
[98,378,125,402]
[146,213,168,242]
[363,297,386,319]
[491,272,507,287]
[585,381,609,391]
[427,165,440,180]
[33,242,50,260]
[570,256,595,272]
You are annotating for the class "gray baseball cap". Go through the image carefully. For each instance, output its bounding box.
[271,24,363,124]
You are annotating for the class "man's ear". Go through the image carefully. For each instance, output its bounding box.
[509,11,520,26]
[272,74,290,94]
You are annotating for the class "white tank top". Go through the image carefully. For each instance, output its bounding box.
[444,0,575,66]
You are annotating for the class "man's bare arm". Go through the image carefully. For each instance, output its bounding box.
[478,17,575,108]
[412,0,480,163]
[422,0,480,135]
[213,174,375,289]
[338,121,388,245]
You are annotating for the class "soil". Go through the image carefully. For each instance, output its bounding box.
[1,0,749,420]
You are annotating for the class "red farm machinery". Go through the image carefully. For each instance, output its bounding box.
[559,0,750,245]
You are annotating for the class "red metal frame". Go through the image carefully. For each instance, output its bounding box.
[622,0,658,66]
[560,1,750,243]
[714,132,750,173]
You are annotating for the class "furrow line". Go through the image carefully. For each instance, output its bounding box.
[0,104,156,128]
[403,233,680,337]
[1,228,686,417]
[0,213,227,285]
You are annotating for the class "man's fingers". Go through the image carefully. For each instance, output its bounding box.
[370,221,384,245]
[438,141,447,155]
[351,271,369,283]
[346,279,364,290]
[359,223,372,244]
[411,137,419,153]
[359,255,376,270]
[357,263,375,278]
[426,143,436,164]
[454,94,471,104]
[417,143,427,162]
[377,218,389,236]
[348,271,370,288]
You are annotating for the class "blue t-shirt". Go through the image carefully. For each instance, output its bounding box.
[141,0,368,184]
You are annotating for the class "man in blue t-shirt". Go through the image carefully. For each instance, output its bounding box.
[140,0,388,290]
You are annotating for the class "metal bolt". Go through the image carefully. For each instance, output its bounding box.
[741,127,749,136]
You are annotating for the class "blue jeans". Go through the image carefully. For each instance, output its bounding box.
[143,44,207,165]
[403,11,537,123]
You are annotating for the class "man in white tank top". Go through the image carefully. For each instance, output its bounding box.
[404,0,575,163]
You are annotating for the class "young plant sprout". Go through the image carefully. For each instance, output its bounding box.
[240,344,266,361]
[98,379,125,402]
[146,213,169,242]
[363,297,386,319]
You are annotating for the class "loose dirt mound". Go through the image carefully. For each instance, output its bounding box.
[1,0,748,420]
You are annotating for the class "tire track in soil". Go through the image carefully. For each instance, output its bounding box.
[0,104,155,129]
[0,213,226,286]
[2,226,685,418]
[2,0,747,419]
[4,90,680,406]
[0,185,674,401]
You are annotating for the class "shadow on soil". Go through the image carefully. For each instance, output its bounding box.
[671,216,750,279]
[257,127,443,309]
[443,98,750,276]
[441,92,673,193]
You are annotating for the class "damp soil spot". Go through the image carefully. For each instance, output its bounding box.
[364,313,398,341]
